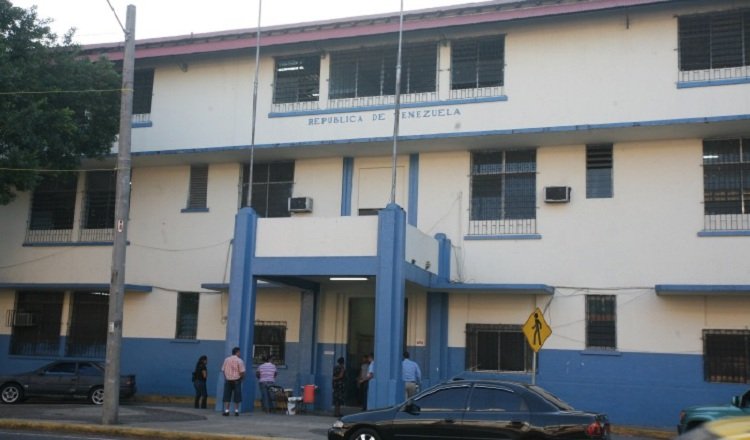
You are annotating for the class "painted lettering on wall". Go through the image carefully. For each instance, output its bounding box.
[307,107,461,126]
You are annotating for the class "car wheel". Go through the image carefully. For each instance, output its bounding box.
[349,428,381,440]
[1,383,24,404]
[89,386,105,405]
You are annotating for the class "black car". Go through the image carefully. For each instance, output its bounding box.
[329,379,610,440]
[0,360,137,405]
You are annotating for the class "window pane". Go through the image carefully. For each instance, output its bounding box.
[254,321,286,365]
[452,37,504,90]
[29,174,77,230]
[273,55,320,104]
[679,15,711,71]
[83,171,116,229]
[176,292,199,340]
[469,387,525,411]
[476,331,499,370]
[133,69,154,114]
[703,330,749,383]
[10,291,64,356]
[586,295,616,349]
[66,291,108,358]
[587,144,613,199]
[187,164,208,209]
[465,324,530,372]
[414,385,470,410]
[711,12,744,69]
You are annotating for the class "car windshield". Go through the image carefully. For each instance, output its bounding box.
[528,385,575,411]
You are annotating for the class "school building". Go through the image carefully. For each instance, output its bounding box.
[1,0,749,427]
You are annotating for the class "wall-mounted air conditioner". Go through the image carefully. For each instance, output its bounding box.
[544,186,571,203]
[288,197,313,213]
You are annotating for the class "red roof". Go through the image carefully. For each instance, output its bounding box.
[85,0,672,61]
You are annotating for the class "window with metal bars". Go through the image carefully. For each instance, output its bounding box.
[703,138,750,231]
[273,55,320,104]
[469,150,536,235]
[82,170,116,232]
[328,43,437,99]
[586,144,613,199]
[253,321,286,365]
[133,69,154,115]
[240,162,294,218]
[66,291,108,358]
[451,36,505,90]
[465,324,532,372]
[176,292,199,340]
[703,329,749,383]
[26,174,77,243]
[10,291,64,356]
[186,164,209,211]
[586,295,616,350]
[678,9,750,79]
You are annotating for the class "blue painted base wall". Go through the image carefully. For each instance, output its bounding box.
[448,347,748,428]
[3,334,746,427]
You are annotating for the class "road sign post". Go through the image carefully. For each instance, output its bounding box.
[523,307,551,384]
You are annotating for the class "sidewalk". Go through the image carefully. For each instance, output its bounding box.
[0,401,337,440]
[0,400,674,440]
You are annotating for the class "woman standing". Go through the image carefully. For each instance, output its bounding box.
[332,357,346,417]
[192,355,208,409]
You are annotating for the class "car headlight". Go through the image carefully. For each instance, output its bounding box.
[332,420,344,429]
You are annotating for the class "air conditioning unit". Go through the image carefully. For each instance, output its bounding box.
[544,186,571,203]
[288,197,313,213]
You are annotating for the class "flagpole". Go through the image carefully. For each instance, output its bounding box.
[389,0,404,205]
[247,0,262,207]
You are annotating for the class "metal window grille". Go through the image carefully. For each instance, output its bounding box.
[253,321,287,365]
[80,170,115,241]
[469,149,536,235]
[703,138,750,231]
[586,144,613,199]
[175,292,199,340]
[240,162,294,218]
[9,291,64,356]
[586,295,617,349]
[273,55,320,105]
[25,174,77,243]
[328,43,437,101]
[66,291,108,358]
[465,323,531,372]
[451,36,505,90]
[133,69,154,115]
[187,164,209,209]
[678,9,750,82]
[703,329,750,383]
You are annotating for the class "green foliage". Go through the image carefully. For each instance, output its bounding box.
[0,0,121,204]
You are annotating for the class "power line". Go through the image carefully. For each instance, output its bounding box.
[105,0,127,35]
[0,167,118,173]
[0,88,125,96]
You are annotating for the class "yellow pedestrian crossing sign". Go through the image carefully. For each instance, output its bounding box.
[523,307,551,352]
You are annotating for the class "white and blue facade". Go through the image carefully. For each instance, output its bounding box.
[1,0,750,428]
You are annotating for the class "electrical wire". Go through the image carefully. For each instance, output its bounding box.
[0,167,118,173]
[105,0,127,35]
[0,88,125,96]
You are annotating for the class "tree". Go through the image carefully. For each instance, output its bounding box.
[0,0,121,205]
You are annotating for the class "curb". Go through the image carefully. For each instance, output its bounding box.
[613,425,673,439]
[0,419,275,440]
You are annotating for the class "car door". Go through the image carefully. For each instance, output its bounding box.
[392,383,470,440]
[461,384,531,439]
[75,362,103,395]
[27,362,78,397]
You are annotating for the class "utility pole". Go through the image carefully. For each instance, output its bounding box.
[103,4,135,426]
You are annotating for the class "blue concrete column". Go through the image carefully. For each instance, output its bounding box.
[215,207,258,412]
[370,203,407,409]
[435,233,451,283]
[408,154,419,226]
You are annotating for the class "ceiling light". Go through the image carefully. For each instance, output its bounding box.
[329,277,368,281]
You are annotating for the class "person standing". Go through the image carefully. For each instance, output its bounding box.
[357,353,374,411]
[332,357,346,417]
[221,347,246,416]
[256,355,278,413]
[192,355,208,409]
[401,351,422,400]
[357,354,369,407]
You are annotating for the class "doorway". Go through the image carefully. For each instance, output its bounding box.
[347,297,374,406]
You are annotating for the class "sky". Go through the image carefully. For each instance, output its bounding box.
[11,0,478,45]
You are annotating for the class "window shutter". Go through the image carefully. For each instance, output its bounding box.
[187,165,208,209]
[586,144,613,199]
